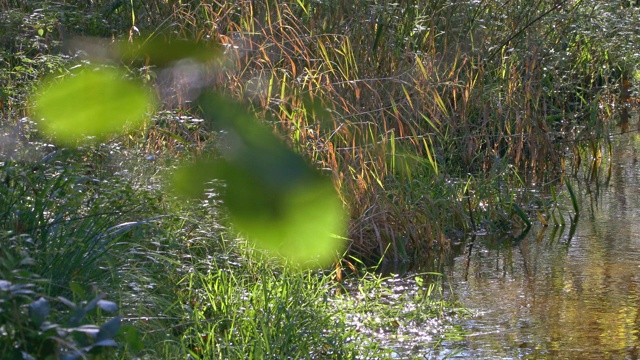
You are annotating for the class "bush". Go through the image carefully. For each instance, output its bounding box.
[0,277,122,360]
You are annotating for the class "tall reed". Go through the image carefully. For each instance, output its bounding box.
[46,0,635,262]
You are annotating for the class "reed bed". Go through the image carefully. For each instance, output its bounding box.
[142,0,634,263]
[5,0,637,263]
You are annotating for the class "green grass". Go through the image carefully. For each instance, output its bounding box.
[141,0,633,261]
[124,194,468,358]
[0,142,466,357]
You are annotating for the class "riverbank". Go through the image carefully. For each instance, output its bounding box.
[0,138,468,358]
[0,3,470,357]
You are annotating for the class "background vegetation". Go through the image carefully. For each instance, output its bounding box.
[1,0,638,358]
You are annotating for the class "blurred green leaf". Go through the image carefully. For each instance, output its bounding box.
[119,325,144,354]
[172,159,222,199]
[68,307,87,327]
[29,297,50,328]
[97,300,118,313]
[119,38,222,67]
[69,282,85,299]
[33,68,154,145]
[97,316,121,342]
[92,339,118,347]
[173,92,346,267]
[56,296,77,309]
[0,280,10,291]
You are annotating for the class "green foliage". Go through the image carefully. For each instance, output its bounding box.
[129,0,636,260]
[0,278,122,360]
[26,31,346,267]
[0,147,170,358]
[8,0,636,263]
[0,151,161,294]
[176,265,355,358]
[163,216,467,358]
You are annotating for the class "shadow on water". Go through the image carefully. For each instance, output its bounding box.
[434,133,640,359]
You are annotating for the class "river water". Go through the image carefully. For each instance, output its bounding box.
[438,133,640,359]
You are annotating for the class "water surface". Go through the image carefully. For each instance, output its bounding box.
[442,134,640,359]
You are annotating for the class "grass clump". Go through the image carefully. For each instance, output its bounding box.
[5,0,634,262]
[158,218,467,358]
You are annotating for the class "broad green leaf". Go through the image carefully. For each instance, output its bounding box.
[56,296,77,309]
[97,316,121,342]
[97,299,118,313]
[84,295,101,312]
[29,297,50,328]
[68,307,87,327]
[69,282,85,299]
[33,68,154,145]
[71,324,99,336]
[119,325,144,354]
[0,280,10,291]
[173,92,346,267]
[92,339,118,347]
[171,159,221,199]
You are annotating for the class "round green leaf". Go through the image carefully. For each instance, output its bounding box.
[230,177,346,267]
[33,69,154,145]
[173,92,347,268]
[97,299,118,313]
[172,158,346,268]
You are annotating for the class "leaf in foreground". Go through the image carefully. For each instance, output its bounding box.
[33,68,154,145]
[29,297,50,328]
[119,37,222,67]
[173,92,346,267]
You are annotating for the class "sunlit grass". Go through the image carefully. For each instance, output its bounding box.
[113,195,467,358]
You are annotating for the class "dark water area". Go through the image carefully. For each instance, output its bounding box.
[437,134,640,359]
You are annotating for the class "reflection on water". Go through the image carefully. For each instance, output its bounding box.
[442,134,640,359]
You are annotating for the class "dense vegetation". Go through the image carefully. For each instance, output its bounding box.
[0,0,638,358]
